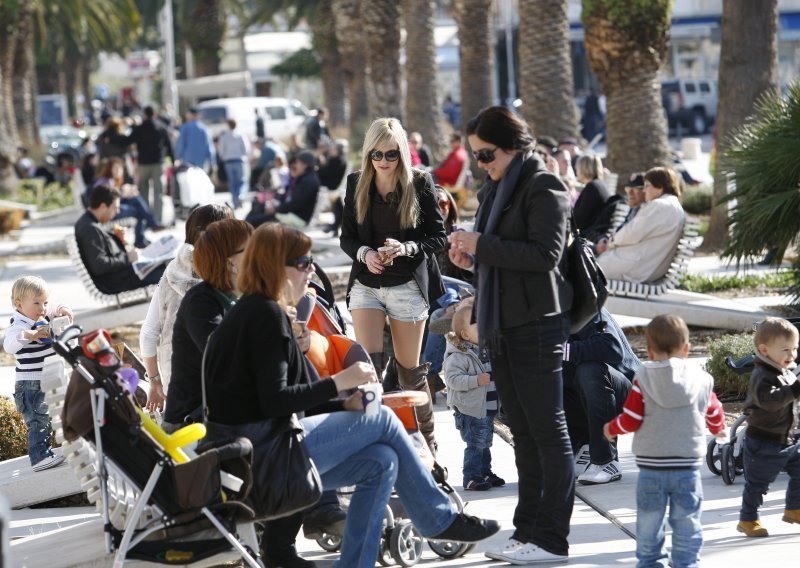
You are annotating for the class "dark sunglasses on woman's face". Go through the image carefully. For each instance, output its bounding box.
[472,146,498,164]
[286,255,314,271]
[369,149,401,162]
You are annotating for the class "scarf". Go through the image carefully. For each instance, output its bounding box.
[473,151,529,351]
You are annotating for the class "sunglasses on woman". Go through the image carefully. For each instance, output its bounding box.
[369,149,401,162]
[285,255,315,271]
[472,146,498,164]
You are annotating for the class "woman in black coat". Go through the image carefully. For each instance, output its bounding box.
[573,153,613,240]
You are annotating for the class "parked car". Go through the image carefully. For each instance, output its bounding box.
[661,78,718,134]
[195,97,310,145]
[39,125,88,162]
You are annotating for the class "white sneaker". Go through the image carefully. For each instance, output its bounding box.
[577,459,622,485]
[574,444,591,475]
[485,538,569,565]
[32,452,65,472]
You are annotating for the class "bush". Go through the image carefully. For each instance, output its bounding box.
[680,271,792,293]
[15,179,75,211]
[0,396,28,461]
[704,332,754,398]
[682,184,713,214]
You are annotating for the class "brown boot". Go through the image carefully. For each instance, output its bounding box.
[783,509,800,524]
[369,352,386,379]
[737,520,769,537]
[396,361,437,455]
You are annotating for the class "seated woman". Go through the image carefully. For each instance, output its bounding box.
[202,223,500,568]
[573,153,613,241]
[596,166,685,283]
[246,151,320,229]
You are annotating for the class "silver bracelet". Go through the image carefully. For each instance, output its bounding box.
[402,242,419,256]
[357,246,373,263]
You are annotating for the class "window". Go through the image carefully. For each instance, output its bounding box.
[684,82,697,93]
[198,107,227,125]
[265,106,286,120]
[699,82,710,93]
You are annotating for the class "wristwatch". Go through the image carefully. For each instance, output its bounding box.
[146,373,161,384]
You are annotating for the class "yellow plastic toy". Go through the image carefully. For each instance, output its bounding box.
[139,410,206,463]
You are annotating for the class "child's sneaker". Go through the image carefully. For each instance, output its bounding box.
[737,520,769,537]
[32,453,65,472]
[484,472,506,487]
[464,478,492,491]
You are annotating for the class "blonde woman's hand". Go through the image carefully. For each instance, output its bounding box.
[364,250,385,274]
[332,361,377,392]
[382,238,405,258]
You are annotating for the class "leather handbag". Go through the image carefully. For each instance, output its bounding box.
[565,213,608,333]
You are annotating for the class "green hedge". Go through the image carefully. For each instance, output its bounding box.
[0,396,28,461]
[704,333,754,398]
[682,184,712,214]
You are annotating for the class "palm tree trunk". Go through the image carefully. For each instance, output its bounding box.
[332,0,370,142]
[0,24,19,195]
[518,0,579,142]
[312,0,346,130]
[453,0,495,129]
[704,0,778,251]
[403,0,447,162]
[185,0,225,77]
[360,0,403,120]
[12,5,37,149]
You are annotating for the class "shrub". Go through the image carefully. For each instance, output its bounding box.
[0,396,28,461]
[682,184,712,214]
[15,179,75,211]
[680,271,792,293]
[704,332,754,398]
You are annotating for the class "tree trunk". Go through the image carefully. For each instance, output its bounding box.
[0,22,18,195]
[582,1,672,192]
[12,5,38,149]
[185,0,226,77]
[518,0,579,142]
[360,0,403,120]
[312,0,347,130]
[704,0,778,252]
[332,0,370,143]
[403,0,448,162]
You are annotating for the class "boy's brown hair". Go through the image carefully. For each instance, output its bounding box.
[754,317,799,349]
[646,314,689,355]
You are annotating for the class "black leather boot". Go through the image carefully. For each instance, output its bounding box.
[382,355,400,393]
[396,361,437,455]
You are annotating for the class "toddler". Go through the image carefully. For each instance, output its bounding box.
[3,275,72,471]
[736,316,800,537]
[443,305,504,491]
[604,314,725,567]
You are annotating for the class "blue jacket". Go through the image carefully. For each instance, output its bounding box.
[563,308,640,381]
[175,120,215,167]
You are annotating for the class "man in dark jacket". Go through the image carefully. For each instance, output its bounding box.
[75,185,165,294]
[246,150,320,228]
[564,308,640,485]
[128,106,174,224]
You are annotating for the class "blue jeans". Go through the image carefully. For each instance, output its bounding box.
[13,380,55,466]
[301,407,456,568]
[489,314,574,556]
[454,411,494,484]
[740,435,800,521]
[117,195,159,247]
[224,159,248,209]
[636,468,703,568]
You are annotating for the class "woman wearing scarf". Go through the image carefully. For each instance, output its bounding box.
[448,106,575,565]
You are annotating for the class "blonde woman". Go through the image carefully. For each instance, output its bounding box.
[339,117,447,453]
[573,153,613,239]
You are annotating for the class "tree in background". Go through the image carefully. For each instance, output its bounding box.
[361,0,403,120]
[582,0,672,191]
[181,0,228,77]
[518,0,579,143]
[703,0,778,251]
[332,0,369,141]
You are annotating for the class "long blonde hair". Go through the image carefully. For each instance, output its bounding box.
[355,117,419,229]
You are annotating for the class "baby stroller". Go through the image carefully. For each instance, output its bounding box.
[171,163,215,220]
[52,325,263,567]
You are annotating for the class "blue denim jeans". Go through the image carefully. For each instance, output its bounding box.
[636,468,703,568]
[13,380,55,466]
[117,195,159,247]
[454,411,494,484]
[224,159,248,209]
[300,407,456,568]
[489,314,574,556]
[740,435,800,521]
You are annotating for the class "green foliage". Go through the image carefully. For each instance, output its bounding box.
[704,333,754,398]
[581,0,673,42]
[680,271,792,293]
[0,396,28,461]
[16,180,75,211]
[682,184,713,214]
[722,82,800,268]
[271,48,321,79]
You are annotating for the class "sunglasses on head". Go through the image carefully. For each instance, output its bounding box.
[472,146,498,164]
[286,255,314,271]
[369,149,401,162]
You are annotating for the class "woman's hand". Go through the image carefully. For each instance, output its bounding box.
[146,382,165,413]
[332,361,377,392]
[382,237,405,259]
[448,246,475,270]
[364,250,385,274]
[342,390,364,411]
[448,231,480,255]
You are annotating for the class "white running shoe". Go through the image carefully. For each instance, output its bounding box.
[32,452,65,472]
[577,459,622,485]
[573,444,591,476]
[485,538,569,565]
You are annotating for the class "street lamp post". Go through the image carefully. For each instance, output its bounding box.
[159,1,179,114]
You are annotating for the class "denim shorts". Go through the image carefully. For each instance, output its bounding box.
[349,279,429,322]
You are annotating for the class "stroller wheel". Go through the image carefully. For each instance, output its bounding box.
[389,519,423,566]
[721,444,737,485]
[428,539,475,559]
[377,535,394,566]
[706,438,722,476]
[316,533,342,552]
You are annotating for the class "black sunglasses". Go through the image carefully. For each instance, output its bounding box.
[472,146,498,164]
[369,149,401,162]
[286,255,314,271]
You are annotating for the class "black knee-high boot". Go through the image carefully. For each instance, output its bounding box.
[396,361,437,455]
[381,356,400,393]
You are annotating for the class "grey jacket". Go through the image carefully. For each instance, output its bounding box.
[442,338,491,419]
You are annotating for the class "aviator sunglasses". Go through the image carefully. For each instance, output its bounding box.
[286,255,315,271]
[472,146,498,164]
[369,149,401,162]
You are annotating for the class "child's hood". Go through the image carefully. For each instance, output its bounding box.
[443,334,479,361]
[636,358,705,409]
[164,243,200,296]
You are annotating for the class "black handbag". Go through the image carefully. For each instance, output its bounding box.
[565,213,608,333]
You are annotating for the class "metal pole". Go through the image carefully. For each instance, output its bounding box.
[504,0,516,105]
[159,1,178,114]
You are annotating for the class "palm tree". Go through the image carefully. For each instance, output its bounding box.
[0,1,22,195]
[12,2,37,150]
[582,0,672,191]
[703,0,778,251]
[182,0,227,77]
[332,0,369,140]
[403,0,447,162]
[518,0,579,142]
[360,0,403,120]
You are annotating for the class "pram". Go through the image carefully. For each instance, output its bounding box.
[170,163,215,220]
[52,325,263,567]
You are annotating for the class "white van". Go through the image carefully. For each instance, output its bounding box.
[194,97,310,144]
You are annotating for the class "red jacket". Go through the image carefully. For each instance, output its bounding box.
[434,146,468,187]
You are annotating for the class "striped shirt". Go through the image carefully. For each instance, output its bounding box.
[3,310,61,381]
